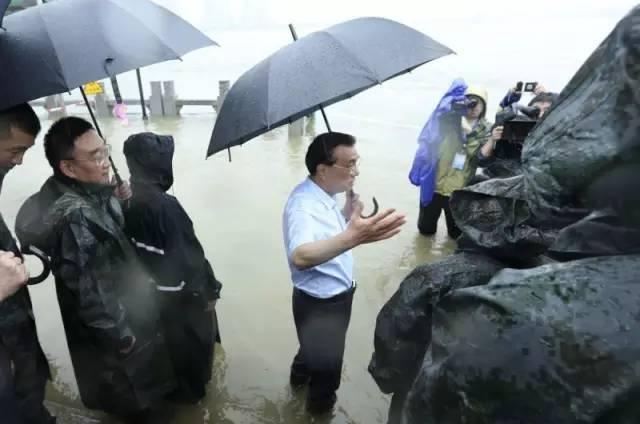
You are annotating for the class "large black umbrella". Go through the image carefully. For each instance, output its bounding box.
[1,0,216,182]
[207,17,453,157]
[0,0,216,110]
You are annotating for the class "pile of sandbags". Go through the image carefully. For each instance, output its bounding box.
[369,5,640,423]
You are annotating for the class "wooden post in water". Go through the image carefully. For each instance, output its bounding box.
[304,112,316,136]
[44,94,67,120]
[149,81,164,117]
[215,80,230,113]
[162,81,178,116]
[288,118,304,138]
[94,83,110,118]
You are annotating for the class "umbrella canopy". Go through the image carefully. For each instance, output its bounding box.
[207,17,453,157]
[0,0,9,28]
[0,0,217,110]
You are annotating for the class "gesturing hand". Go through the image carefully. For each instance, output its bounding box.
[347,203,406,245]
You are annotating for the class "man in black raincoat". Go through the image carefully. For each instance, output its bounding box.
[0,104,54,424]
[15,117,175,422]
[122,132,222,403]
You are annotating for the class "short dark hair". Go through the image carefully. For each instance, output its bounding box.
[529,92,558,107]
[44,117,94,171]
[0,103,41,141]
[305,132,356,175]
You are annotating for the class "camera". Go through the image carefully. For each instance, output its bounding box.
[451,97,479,113]
[514,81,538,93]
[493,103,541,160]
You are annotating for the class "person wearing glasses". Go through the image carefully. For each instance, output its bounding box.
[15,117,175,423]
[282,132,406,415]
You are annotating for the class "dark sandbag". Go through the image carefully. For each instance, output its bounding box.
[548,210,640,261]
[368,253,507,396]
[450,176,560,260]
[402,254,640,424]
[521,5,640,224]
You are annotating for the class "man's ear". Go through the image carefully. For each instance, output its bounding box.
[59,160,76,179]
[316,164,328,180]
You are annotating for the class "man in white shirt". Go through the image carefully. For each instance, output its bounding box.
[283,132,406,415]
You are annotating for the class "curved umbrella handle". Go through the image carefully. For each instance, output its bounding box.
[21,245,51,285]
[360,197,379,219]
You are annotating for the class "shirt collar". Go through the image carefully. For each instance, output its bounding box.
[306,177,338,210]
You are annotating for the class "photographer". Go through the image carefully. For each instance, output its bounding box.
[477,85,557,179]
[410,79,491,239]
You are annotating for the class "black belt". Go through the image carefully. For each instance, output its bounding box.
[295,281,356,303]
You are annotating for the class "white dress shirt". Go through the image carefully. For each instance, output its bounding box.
[283,177,353,299]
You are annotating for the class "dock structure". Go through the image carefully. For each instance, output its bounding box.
[32,80,314,137]
[31,80,231,118]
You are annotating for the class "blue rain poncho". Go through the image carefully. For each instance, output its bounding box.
[409,78,468,206]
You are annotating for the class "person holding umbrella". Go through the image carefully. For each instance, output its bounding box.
[15,117,175,423]
[283,132,406,415]
[0,103,54,424]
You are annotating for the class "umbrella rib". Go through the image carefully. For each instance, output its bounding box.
[107,0,215,62]
[107,1,182,60]
[37,4,73,89]
[265,58,273,129]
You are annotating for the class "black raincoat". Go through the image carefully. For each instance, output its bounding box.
[0,172,53,424]
[123,132,222,403]
[15,173,175,417]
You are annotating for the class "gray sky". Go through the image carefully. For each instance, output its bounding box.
[154,0,638,31]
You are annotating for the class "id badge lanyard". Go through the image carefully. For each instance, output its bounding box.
[453,119,478,170]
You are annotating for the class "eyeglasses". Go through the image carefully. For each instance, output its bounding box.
[331,158,361,174]
[67,144,112,167]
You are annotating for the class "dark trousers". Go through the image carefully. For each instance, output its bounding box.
[158,291,218,404]
[417,193,461,239]
[290,286,355,413]
[0,323,53,424]
[0,345,21,424]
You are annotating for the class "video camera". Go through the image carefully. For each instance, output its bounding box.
[451,97,479,114]
[493,103,541,160]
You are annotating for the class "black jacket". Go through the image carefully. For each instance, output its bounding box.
[0,170,52,424]
[16,173,175,416]
[123,132,222,402]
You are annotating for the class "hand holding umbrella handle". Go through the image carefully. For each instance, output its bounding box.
[361,197,379,219]
[21,245,51,285]
[349,189,379,219]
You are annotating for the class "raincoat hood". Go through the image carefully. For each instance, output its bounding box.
[465,85,488,116]
[124,132,175,193]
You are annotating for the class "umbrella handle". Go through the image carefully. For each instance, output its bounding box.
[361,197,379,219]
[21,245,51,285]
[349,190,379,219]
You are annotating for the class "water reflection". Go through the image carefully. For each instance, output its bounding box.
[3,115,454,423]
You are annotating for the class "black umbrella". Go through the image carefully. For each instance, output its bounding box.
[207,17,453,157]
[0,0,9,28]
[0,0,216,110]
[1,0,217,182]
